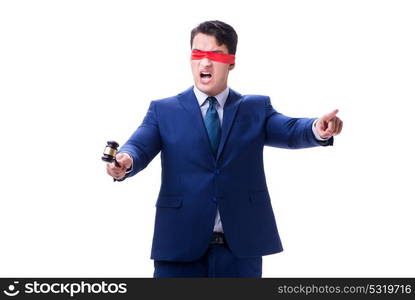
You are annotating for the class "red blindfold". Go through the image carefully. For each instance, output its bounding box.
[191,50,235,64]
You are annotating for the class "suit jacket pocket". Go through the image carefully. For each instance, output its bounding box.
[249,191,270,205]
[235,114,259,123]
[155,196,183,208]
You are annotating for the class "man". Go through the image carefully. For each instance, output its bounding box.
[106,20,343,277]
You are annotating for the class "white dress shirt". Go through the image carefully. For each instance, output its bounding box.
[192,86,328,233]
[193,86,229,233]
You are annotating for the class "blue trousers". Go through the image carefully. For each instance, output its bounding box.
[153,242,262,278]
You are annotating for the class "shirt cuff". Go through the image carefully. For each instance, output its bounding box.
[124,155,134,174]
[312,119,330,141]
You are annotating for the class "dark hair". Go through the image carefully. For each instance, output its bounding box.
[190,20,238,55]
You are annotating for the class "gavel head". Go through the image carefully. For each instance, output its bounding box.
[102,141,119,163]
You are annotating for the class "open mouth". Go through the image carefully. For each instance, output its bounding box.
[200,71,212,84]
[200,71,212,78]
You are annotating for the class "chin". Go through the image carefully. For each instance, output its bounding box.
[196,83,213,94]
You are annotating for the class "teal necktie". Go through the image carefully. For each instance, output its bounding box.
[204,96,221,156]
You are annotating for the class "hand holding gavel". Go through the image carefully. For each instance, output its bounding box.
[102,141,133,180]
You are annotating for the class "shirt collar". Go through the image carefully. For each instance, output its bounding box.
[193,86,229,108]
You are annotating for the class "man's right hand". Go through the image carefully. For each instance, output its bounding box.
[106,152,133,180]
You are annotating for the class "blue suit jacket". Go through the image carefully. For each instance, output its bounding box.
[119,87,333,261]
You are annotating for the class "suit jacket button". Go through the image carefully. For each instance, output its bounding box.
[212,197,218,203]
[214,170,220,175]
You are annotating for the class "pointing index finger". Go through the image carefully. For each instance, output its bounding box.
[322,109,339,121]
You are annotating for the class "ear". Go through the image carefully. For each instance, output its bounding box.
[229,64,235,71]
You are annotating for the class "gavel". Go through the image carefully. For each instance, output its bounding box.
[102,140,120,167]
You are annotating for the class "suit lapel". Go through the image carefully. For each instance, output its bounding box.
[178,87,217,163]
[216,89,243,160]
[178,87,243,162]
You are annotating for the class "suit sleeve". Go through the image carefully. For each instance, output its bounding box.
[264,96,333,148]
[118,101,162,179]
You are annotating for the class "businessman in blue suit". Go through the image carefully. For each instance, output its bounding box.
[106,20,343,277]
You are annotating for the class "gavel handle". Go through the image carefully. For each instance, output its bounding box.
[112,159,122,182]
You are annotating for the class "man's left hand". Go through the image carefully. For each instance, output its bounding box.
[316,109,343,139]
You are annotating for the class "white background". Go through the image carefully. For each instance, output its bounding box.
[1,0,414,277]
